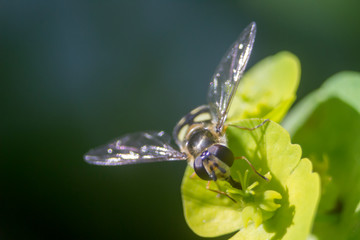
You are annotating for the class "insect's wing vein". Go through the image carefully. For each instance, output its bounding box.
[84,131,187,166]
[207,22,256,132]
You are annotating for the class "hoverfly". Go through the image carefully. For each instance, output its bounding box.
[84,22,268,201]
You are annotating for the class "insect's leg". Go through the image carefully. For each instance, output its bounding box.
[189,172,197,179]
[235,156,269,182]
[229,119,270,131]
[206,181,237,203]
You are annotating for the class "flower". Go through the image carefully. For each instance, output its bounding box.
[181,52,320,239]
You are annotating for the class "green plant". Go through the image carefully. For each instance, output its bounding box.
[283,71,360,240]
[181,52,360,239]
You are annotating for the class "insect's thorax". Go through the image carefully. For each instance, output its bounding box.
[173,105,227,166]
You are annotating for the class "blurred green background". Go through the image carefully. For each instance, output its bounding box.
[1,1,360,239]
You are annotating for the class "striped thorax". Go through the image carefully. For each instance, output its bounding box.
[173,105,233,182]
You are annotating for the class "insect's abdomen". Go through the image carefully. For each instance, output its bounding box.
[173,105,213,148]
[173,105,225,165]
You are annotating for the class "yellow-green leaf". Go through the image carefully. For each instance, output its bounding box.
[181,120,320,239]
[283,71,360,239]
[227,51,300,124]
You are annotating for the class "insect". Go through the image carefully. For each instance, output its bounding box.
[84,22,269,201]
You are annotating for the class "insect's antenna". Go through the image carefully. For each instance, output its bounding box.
[209,170,217,181]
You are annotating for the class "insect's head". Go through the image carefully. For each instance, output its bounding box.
[194,144,234,181]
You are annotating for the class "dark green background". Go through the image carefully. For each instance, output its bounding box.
[2,1,360,239]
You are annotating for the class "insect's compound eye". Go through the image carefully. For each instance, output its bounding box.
[193,150,212,181]
[207,144,234,167]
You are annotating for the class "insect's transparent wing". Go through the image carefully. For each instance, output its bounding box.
[208,22,256,132]
[84,131,187,166]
